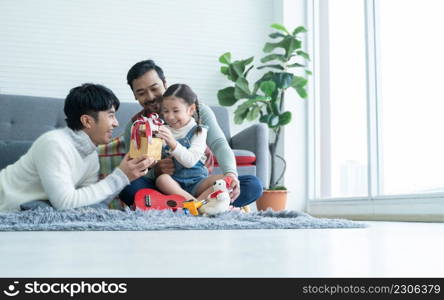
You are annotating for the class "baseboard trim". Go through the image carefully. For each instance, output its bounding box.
[308,198,444,222]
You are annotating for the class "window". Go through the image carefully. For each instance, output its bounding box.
[310,0,444,204]
[378,0,444,195]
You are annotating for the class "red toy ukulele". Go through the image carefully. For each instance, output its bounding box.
[134,189,187,212]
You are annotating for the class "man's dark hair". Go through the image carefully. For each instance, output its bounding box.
[64,83,120,131]
[127,59,166,90]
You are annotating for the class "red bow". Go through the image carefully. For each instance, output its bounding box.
[147,113,164,126]
[130,114,164,150]
[209,190,224,199]
[224,176,233,189]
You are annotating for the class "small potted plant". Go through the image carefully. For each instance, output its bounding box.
[217,23,311,211]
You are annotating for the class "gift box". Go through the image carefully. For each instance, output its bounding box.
[129,114,164,160]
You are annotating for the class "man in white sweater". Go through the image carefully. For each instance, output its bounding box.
[0,83,154,212]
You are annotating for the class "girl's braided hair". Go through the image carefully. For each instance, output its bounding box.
[162,83,203,134]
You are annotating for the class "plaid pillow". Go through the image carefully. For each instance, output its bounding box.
[97,135,126,210]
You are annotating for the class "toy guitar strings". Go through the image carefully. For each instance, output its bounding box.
[134,188,187,212]
[133,177,234,216]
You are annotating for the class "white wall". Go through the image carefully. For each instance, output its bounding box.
[0,0,309,211]
[0,0,280,133]
[282,0,308,211]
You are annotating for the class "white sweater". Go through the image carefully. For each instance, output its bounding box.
[0,128,129,212]
[167,119,208,168]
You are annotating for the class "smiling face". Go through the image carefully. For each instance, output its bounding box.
[131,70,167,114]
[82,107,119,145]
[161,96,195,130]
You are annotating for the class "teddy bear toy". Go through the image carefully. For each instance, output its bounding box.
[198,177,232,216]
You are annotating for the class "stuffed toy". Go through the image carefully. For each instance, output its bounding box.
[198,177,232,216]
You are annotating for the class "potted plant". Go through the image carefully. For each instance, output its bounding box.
[217,23,311,211]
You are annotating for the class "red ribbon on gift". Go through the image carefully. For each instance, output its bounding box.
[130,114,164,150]
[147,113,164,126]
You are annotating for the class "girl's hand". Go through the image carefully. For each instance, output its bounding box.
[156,126,177,150]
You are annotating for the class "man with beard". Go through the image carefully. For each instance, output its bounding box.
[118,59,263,208]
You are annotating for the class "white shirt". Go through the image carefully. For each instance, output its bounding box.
[166,119,208,168]
[0,128,129,212]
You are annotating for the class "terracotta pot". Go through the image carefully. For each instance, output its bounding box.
[256,189,287,211]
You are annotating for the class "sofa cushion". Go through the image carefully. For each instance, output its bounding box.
[97,136,126,180]
[211,165,257,177]
[213,149,256,167]
[0,140,33,170]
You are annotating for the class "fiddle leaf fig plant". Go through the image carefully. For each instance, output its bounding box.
[217,23,311,189]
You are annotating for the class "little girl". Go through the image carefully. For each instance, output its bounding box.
[154,83,225,201]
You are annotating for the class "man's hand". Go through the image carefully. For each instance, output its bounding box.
[224,172,240,203]
[118,153,155,181]
[154,156,175,176]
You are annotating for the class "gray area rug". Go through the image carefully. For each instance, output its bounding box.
[0,207,367,231]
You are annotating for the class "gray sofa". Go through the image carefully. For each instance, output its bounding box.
[0,94,269,187]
